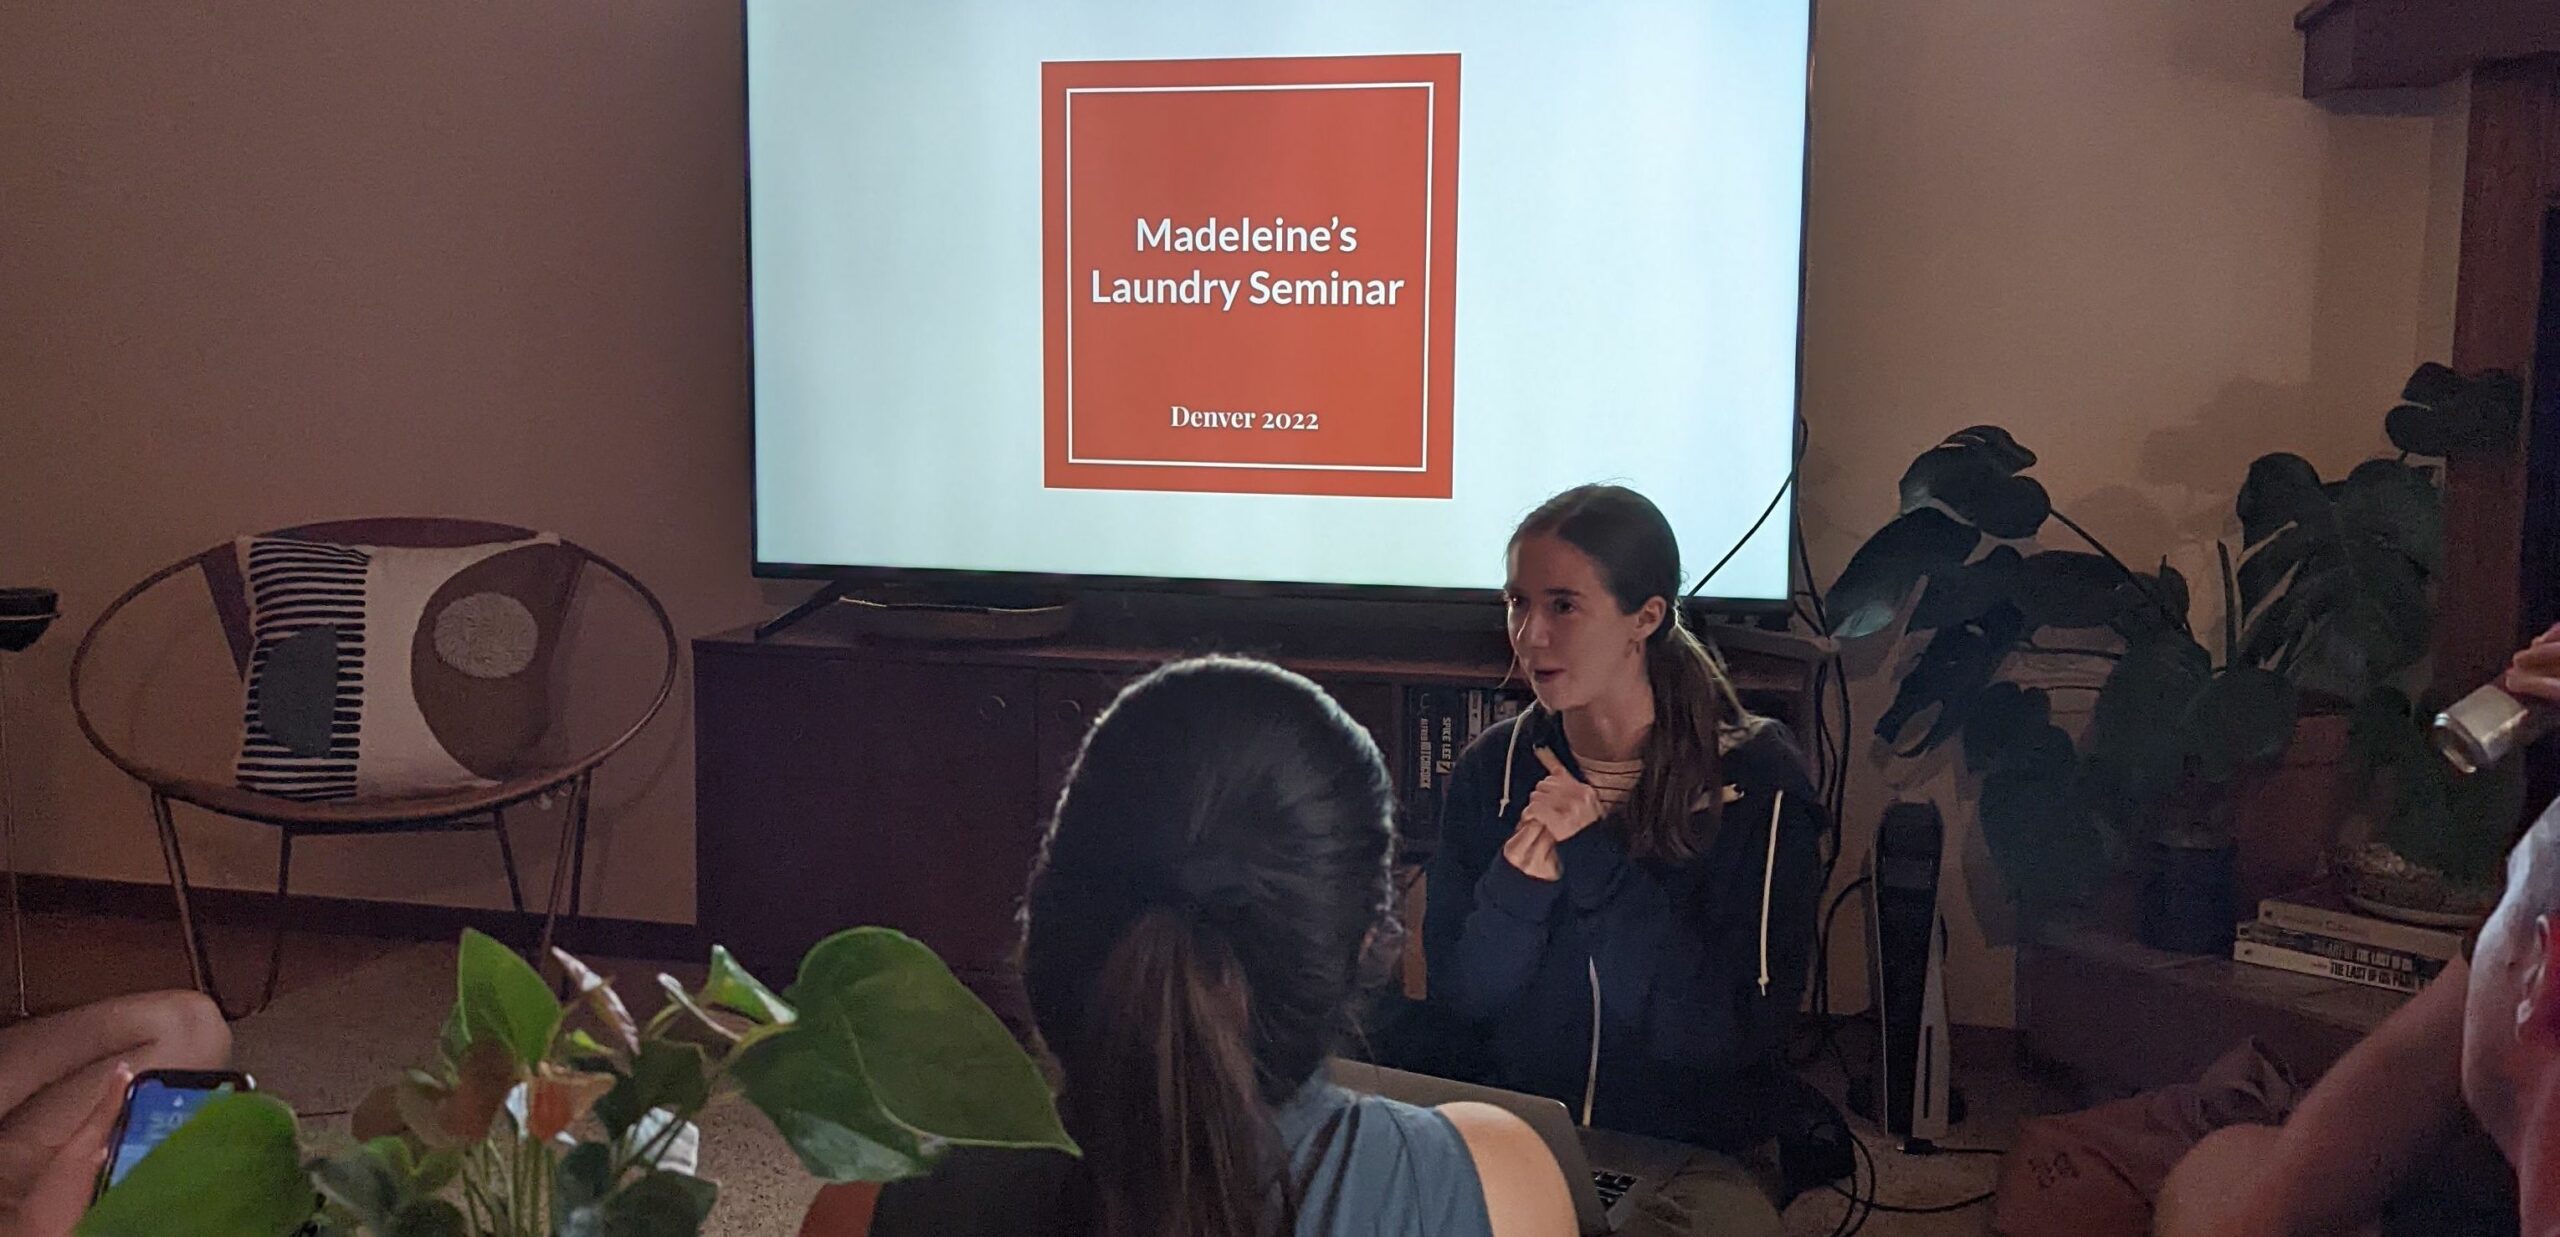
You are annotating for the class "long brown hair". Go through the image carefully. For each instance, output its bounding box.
[1514,485,1734,861]
[1021,657,1399,1237]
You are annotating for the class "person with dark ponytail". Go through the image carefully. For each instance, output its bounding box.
[1419,485,1828,1237]
[804,656,1573,1237]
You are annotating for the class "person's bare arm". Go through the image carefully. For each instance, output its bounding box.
[2212,959,2471,1237]
[1442,1101,1577,1237]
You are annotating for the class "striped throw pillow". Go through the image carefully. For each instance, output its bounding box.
[232,535,581,802]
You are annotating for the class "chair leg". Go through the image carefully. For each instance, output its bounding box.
[250,830,295,1015]
[535,773,591,970]
[490,808,527,914]
[150,793,230,1018]
[567,777,592,919]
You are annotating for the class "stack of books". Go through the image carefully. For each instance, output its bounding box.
[2231,887,2464,996]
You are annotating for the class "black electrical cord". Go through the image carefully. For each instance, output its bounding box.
[1687,413,1811,599]
[1824,1124,1874,1237]
[1685,471,1795,598]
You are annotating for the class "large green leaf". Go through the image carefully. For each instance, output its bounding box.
[1872,604,2028,757]
[79,1094,313,1237]
[2235,527,2307,633]
[787,928,1076,1155]
[2346,686,2419,797]
[2232,455,2437,702]
[732,1026,937,1182]
[1961,682,2052,776]
[457,928,561,1068]
[557,1168,718,1237]
[2087,634,2213,807]
[2385,363,2523,457]
[700,946,797,1027]
[1897,427,2053,539]
[2182,666,2299,783]
[553,1142,617,1219]
[2149,562,2191,632]
[2237,453,2326,550]
[594,1041,711,1140]
[1824,508,1981,639]
[1977,724,2106,910]
[310,1139,414,1228]
[1908,546,2022,632]
[2335,458,2443,575]
[2012,551,2142,629]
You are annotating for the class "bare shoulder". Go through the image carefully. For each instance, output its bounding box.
[1437,1102,1578,1237]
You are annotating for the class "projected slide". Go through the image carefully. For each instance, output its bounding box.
[750,2,1810,599]
[1045,55,1460,498]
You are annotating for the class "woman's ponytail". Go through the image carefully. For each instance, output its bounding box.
[1073,910,1285,1237]
[1022,659,1397,1237]
[1629,615,1730,861]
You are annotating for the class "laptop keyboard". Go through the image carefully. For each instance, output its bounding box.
[1591,1170,1640,1210]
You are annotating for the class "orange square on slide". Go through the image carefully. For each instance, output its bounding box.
[1043,55,1459,499]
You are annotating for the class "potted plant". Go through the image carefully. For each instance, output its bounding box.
[2343,684,2526,924]
[1822,363,2513,950]
[79,928,1076,1236]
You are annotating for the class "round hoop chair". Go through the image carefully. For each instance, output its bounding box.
[71,518,676,1017]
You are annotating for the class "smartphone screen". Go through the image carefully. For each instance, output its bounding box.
[102,1074,244,1188]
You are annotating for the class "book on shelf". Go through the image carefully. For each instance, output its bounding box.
[1399,685,1531,851]
[2233,934,2426,996]
[2256,886,2465,961]
[2237,920,2446,981]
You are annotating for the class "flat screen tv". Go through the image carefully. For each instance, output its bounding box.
[747,0,1812,605]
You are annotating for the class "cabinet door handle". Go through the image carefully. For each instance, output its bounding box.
[977,694,1011,721]
[1056,697,1087,726]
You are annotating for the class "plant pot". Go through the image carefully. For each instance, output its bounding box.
[2228,711,2358,908]
[2141,840,2238,955]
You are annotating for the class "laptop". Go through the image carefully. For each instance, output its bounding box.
[1326,1058,1696,1236]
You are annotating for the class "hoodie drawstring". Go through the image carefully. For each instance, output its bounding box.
[1496,704,1533,816]
[1758,789,1784,997]
[1582,958,1601,1127]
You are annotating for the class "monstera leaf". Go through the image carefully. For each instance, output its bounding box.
[1977,723,2107,911]
[2384,363,2523,458]
[2009,552,2139,629]
[2235,455,2437,701]
[2085,633,2213,809]
[1909,545,2023,632]
[1824,508,1981,639]
[1897,426,2054,539]
[2182,666,2298,783]
[1961,681,2053,776]
[1873,603,2029,757]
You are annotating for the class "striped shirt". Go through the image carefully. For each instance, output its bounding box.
[1579,754,1643,813]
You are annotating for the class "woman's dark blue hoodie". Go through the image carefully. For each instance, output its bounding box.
[1421,704,1826,1153]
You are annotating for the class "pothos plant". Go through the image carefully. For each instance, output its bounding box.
[78,928,1077,1237]
[1821,363,2517,912]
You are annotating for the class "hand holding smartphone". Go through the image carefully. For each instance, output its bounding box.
[92,1069,254,1200]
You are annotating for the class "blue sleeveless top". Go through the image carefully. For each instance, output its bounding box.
[866,1075,1496,1237]
[1275,1076,1496,1237]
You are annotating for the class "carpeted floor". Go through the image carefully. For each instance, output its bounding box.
[228,943,2060,1236]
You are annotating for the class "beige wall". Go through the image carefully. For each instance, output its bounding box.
[0,1,2462,1023]
[1796,1,2465,1024]
[0,2,761,923]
